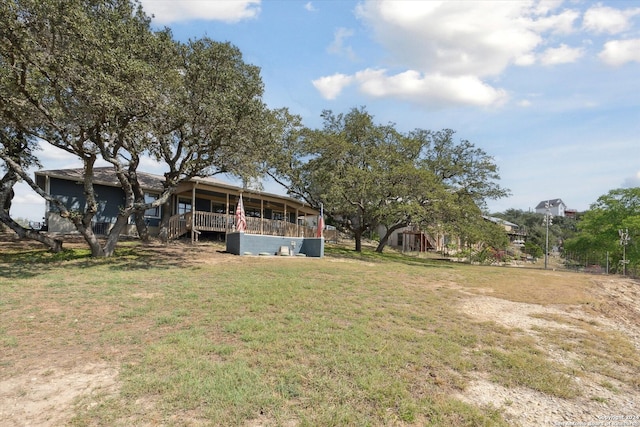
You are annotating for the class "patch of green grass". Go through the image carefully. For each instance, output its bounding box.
[0,326,18,348]
[122,327,275,425]
[484,347,578,398]
[0,248,92,264]
[324,244,452,269]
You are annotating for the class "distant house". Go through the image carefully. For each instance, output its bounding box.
[564,209,578,219]
[484,216,527,247]
[535,199,566,217]
[379,217,525,253]
[35,167,319,241]
[378,224,448,253]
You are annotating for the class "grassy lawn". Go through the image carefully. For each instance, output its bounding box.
[1,241,638,426]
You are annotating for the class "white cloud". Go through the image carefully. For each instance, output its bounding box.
[38,142,80,165]
[139,156,167,175]
[582,5,640,35]
[313,1,585,107]
[12,191,42,205]
[304,2,317,13]
[518,99,533,107]
[529,8,580,34]
[327,28,357,61]
[312,74,354,100]
[599,39,640,66]
[355,0,576,77]
[515,53,537,66]
[315,68,508,107]
[540,44,584,65]
[622,171,640,188]
[139,0,260,24]
[8,182,45,221]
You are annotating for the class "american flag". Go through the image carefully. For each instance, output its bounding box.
[235,194,247,232]
[316,203,324,238]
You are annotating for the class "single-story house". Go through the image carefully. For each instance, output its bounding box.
[377,224,452,253]
[535,199,566,217]
[35,167,325,255]
[380,216,527,253]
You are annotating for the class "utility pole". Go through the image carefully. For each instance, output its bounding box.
[619,229,630,276]
[544,200,553,270]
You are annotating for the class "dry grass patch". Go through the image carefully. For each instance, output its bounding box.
[1,239,639,426]
[454,265,599,305]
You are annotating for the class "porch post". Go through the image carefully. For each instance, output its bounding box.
[226,193,230,233]
[296,208,299,237]
[260,198,264,235]
[283,203,288,237]
[191,183,197,244]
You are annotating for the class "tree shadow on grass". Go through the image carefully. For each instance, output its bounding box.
[0,244,197,280]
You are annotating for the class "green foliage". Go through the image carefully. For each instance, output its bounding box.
[564,187,640,273]
[269,107,509,253]
[1,0,166,255]
[150,37,269,183]
[494,208,577,254]
[524,241,543,258]
[1,0,274,255]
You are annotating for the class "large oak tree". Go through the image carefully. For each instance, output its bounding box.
[268,107,509,253]
[1,0,276,255]
[0,0,168,256]
[565,188,640,274]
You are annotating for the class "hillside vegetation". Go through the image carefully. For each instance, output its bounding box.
[1,238,639,426]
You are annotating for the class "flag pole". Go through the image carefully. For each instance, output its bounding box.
[317,203,324,238]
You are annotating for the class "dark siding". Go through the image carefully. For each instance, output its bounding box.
[94,186,127,222]
[145,217,161,227]
[36,174,46,190]
[48,177,125,223]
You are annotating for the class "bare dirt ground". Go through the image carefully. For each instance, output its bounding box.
[457,276,640,426]
[1,234,639,426]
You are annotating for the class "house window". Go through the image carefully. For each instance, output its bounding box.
[178,198,192,215]
[144,193,161,218]
[246,207,261,218]
[212,202,226,214]
[397,233,403,247]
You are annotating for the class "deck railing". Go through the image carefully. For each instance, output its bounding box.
[168,211,318,239]
[192,210,232,232]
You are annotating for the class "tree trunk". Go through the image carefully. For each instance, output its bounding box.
[133,211,150,242]
[375,223,407,253]
[103,214,131,257]
[78,225,105,257]
[375,234,388,253]
[158,199,172,244]
[0,172,63,252]
[354,229,362,252]
[0,211,63,252]
[129,166,150,243]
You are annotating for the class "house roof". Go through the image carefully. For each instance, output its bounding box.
[35,167,316,212]
[535,198,565,209]
[484,216,519,228]
[36,167,166,191]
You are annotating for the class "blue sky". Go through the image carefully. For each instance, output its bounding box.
[11,0,640,220]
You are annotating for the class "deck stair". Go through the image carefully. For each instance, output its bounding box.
[168,213,189,240]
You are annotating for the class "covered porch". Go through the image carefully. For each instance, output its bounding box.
[166,178,319,241]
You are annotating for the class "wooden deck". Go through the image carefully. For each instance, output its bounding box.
[168,211,317,240]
